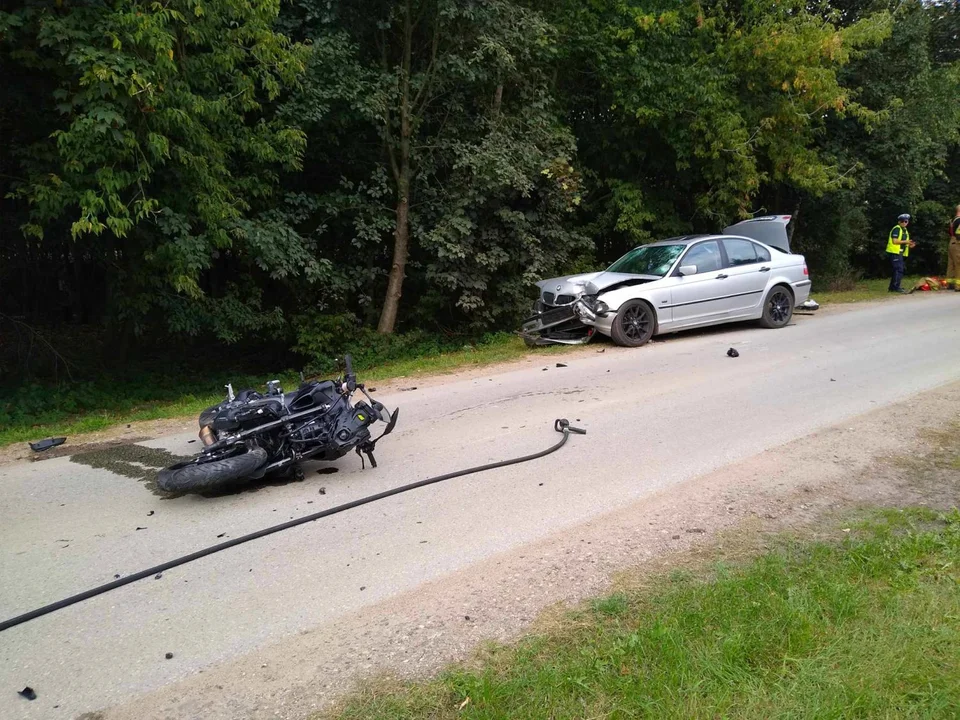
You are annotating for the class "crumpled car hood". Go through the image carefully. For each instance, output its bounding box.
[536,271,660,297]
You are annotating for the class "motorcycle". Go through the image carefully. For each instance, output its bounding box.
[156,355,398,494]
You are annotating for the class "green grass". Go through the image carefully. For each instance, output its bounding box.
[0,335,575,447]
[324,507,960,719]
[814,276,924,304]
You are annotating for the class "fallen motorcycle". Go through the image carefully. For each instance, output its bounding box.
[157,355,398,494]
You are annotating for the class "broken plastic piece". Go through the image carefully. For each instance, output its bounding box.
[28,437,66,452]
[727,348,739,358]
[18,687,36,701]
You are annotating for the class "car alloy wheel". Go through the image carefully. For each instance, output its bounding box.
[768,290,791,324]
[621,304,652,340]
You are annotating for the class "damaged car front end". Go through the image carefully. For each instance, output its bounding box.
[519,271,609,345]
[518,274,632,346]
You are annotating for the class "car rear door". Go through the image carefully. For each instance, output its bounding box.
[718,238,771,317]
[669,240,730,328]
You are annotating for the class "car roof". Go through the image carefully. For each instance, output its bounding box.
[640,233,786,253]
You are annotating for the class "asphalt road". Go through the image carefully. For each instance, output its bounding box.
[2,295,959,719]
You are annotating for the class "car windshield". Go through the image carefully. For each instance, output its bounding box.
[606,244,685,277]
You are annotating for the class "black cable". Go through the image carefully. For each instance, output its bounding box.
[0,419,586,633]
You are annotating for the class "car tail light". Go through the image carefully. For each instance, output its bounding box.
[803,264,809,276]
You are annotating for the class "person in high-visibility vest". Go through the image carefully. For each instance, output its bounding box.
[887,213,915,293]
[947,205,960,290]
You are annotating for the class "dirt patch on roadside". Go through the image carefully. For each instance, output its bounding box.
[100,380,960,720]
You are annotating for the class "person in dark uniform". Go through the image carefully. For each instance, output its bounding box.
[886,213,914,293]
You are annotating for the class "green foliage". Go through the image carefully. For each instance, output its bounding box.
[1,0,310,340]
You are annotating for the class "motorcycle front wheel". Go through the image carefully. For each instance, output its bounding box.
[156,445,268,494]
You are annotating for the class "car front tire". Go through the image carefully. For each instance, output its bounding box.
[610,300,656,347]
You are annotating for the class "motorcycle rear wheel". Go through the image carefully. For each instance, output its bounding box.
[157,446,268,494]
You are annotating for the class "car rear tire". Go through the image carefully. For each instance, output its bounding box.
[610,300,656,347]
[759,285,794,329]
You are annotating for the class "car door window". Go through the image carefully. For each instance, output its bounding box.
[724,239,759,267]
[681,241,722,274]
[755,244,771,262]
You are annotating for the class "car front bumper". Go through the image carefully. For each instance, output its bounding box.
[519,303,595,345]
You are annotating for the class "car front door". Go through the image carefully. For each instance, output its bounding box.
[669,240,730,328]
[719,238,771,317]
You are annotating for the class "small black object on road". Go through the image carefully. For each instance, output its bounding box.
[28,437,66,452]
[727,348,739,358]
[18,686,37,701]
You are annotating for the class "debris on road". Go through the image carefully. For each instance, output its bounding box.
[135,526,146,531]
[18,686,36,701]
[147,510,155,516]
[165,652,174,660]
[319,487,326,495]
[28,437,66,453]
[154,573,162,580]
[597,348,605,353]
[556,363,567,368]
[216,533,226,538]
[400,386,418,392]
[316,467,338,475]
[686,528,706,534]
[727,348,740,358]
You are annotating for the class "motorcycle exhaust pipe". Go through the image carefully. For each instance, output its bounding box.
[199,425,217,446]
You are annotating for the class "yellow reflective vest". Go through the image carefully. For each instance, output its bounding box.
[886,225,910,256]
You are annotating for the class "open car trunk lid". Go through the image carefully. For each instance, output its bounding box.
[723,215,792,254]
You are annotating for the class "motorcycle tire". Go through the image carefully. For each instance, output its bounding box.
[156,446,268,494]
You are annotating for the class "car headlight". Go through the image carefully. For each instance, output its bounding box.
[581,295,610,315]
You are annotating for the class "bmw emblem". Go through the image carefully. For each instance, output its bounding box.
[556,284,562,291]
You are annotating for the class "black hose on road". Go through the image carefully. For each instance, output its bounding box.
[0,419,586,633]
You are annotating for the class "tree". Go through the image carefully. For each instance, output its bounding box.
[281,0,586,334]
[0,0,309,340]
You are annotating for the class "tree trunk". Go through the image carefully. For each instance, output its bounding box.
[378,169,410,334]
[377,0,414,335]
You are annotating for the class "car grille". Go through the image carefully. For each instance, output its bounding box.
[541,291,576,306]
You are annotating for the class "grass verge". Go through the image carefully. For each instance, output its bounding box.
[814,276,926,304]
[324,507,960,719]
[0,336,574,448]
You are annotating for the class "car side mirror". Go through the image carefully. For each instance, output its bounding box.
[678,264,698,277]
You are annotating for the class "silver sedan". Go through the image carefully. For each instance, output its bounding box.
[521,216,812,347]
